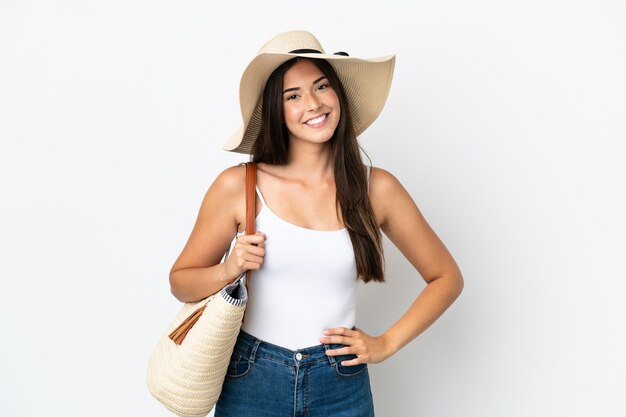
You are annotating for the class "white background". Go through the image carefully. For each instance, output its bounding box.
[1,1,625,416]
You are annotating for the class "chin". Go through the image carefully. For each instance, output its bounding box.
[312,132,335,144]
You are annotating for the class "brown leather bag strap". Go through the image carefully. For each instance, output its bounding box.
[244,162,257,288]
[245,162,257,236]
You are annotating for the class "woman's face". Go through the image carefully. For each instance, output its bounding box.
[281,59,341,147]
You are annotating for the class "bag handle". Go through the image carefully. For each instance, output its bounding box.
[243,162,257,291]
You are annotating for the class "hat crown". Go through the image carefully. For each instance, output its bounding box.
[257,30,325,55]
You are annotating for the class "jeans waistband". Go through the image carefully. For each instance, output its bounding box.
[235,330,342,366]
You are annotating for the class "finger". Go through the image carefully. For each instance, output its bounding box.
[243,261,263,271]
[238,234,266,245]
[239,231,266,241]
[233,242,263,256]
[339,357,362,367]
[252,231,267,242]
[243,245,265,257]
[252,233,266,248]
[244,254,264,265]
[323,327,356,337]
[319,335,350,345]
[324,346,353,356]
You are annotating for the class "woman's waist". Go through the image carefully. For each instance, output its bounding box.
[240,299,356,351]
[234,329,350,366]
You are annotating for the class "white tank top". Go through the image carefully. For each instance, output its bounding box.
[240,185,358,350]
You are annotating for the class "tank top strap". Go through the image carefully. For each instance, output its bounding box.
[366,164,372,192]
[255,185,268,208]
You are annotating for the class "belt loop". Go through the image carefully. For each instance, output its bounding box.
[250,339,261,363]
[324,344,336,365]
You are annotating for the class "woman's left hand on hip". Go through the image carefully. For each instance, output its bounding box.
[320,327,394,366]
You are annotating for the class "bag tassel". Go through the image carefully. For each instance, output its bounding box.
[168,305,206,345]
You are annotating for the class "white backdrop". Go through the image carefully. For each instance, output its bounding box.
[1,1,625,416]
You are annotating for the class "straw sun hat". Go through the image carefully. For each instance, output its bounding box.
[223,30,396,154]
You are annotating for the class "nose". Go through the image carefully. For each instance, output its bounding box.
[305,92,322,112]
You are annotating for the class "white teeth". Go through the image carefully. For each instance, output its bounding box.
[305,114,326,125]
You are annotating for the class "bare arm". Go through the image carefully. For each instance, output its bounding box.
[322,167,464,363]
[169,165,266,302]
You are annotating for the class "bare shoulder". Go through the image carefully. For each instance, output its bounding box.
[169,164,249,274]
[368,166,416,231]
[369,166,411,206]
[197,164,248,233]
[210,164,247,197]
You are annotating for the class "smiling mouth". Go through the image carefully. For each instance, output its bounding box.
[304,113,328,126]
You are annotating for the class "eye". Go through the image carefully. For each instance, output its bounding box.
[285,94,299,101]
[316,83,330,91]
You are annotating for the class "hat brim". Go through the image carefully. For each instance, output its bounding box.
[223,52,396,154]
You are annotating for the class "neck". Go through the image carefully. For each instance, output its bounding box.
[284,140,334,183]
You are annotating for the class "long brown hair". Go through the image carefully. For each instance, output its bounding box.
[252,58,384,283]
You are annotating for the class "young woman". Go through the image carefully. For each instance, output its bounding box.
[169,30,464,417]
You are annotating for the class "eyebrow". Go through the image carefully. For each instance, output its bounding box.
[282,76,327,95]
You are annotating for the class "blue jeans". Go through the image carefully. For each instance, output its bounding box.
[215,330,375,417]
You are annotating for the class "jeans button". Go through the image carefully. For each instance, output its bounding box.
[296,352,303,361]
